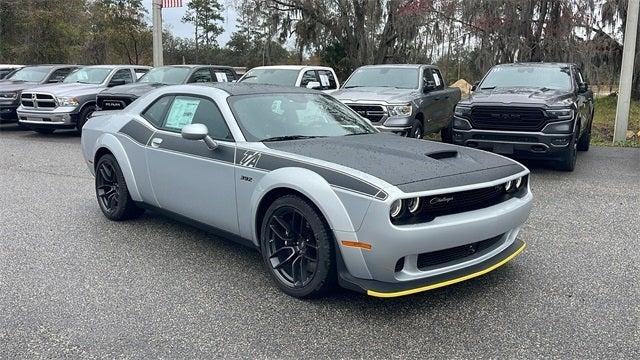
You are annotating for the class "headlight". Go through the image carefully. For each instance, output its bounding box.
[505,180,514,192]
[390,199,403,218]
[407,197,421,214]
[387,104,412,117]
[0,92,18,100]
[546,108,574,120]
[57,96,79,107]
[454,105,471,117]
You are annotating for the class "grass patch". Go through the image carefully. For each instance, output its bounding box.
[591,95,640,147]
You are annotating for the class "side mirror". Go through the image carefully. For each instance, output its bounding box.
[306,81,322,89]
[423,80,436,93]
[181,123,218,150]
[578,82,589,93]
[471,81,479,92]
[108,79,126,87]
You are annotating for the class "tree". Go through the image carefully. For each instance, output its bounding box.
[182,0,225,62]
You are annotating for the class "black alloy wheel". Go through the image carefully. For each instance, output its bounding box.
[95,154,144,220]
[260,195,336,297]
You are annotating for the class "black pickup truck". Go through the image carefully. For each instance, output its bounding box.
[452,63,594,171]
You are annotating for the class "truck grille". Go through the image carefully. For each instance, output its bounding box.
[346,104,386,123]
[416,234,503,270]
[21,92,57,109]
[469,106,546,132]
[96,95,134,110]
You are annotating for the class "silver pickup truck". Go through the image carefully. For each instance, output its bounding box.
[332,64,461,140]
[17,65,150,134]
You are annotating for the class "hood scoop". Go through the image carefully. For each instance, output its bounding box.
[426,150,458,160]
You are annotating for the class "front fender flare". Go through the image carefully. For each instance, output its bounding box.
[249,167,357,244]
[93,133,142,201]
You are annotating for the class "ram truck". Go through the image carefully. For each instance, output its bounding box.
[332,64,461,139]
[0,65,80,124]
[17,65,150,134]
[239,65,340,93]
[452,63,593,171]
[96,65,238,111]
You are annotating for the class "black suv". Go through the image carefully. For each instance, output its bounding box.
[96,65,238,111]
[452,63,594,171]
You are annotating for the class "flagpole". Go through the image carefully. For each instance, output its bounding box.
[152,0,164,66]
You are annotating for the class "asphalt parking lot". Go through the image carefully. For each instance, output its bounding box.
[0,125,638,359]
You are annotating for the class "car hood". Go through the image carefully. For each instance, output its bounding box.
[98,82,166,98]
[264,133,525,193]
[463,87,574,106]
[0,81,42,92]
[332,87,419,104]
[30,83,106,97]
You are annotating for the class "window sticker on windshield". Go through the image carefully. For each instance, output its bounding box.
[215,72,228,82]
[432,72,441,86]
[319,74,330,86]
[165,98,200,130]
[271,100,284,115]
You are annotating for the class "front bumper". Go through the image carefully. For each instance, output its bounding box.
[452,127,573,160]
[17,107,79,129]
[374,124,411,136]
[335,175,533,297]
[0,103,18,122]
[340,238,526,297]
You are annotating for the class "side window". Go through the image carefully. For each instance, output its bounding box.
[189,68,213,83]
[142,95,174,128]
[162,96,232,140]
[299,70,318,87]
[48,68,74,83]
[317,70,337,90]
[134,68,149,79]
[212,68,231,82]
[112,69,134,84]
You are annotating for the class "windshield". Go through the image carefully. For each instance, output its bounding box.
[7,66,50,82]
[63,68,112,84]
[480,66,573,90]
[343,67,419,89]
[228,93,377,142]
[239,69,299,86]
[138,66,191,84]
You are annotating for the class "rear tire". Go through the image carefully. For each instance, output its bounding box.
[259,194,337,298]
[441,119,454,143]
[577,121,591,151]
[33,128,54,134]
[95,154,144,221]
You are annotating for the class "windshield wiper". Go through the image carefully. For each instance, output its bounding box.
[480,86,496,90]
[261,135,324,142]
[343,85,363,89]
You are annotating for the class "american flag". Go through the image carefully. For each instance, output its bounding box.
[162,0,182,7]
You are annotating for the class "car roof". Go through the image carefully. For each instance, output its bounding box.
[158,64,235,69]
[494,62,576,68]
[249,65,334,71]
[184,82,319,96]
[357,64,434,69]
[82,65,151,69]
[0,65,24,69]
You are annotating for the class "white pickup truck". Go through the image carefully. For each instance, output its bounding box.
[238,65,340,93]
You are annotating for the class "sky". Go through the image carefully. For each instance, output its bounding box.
[141,0,239,46]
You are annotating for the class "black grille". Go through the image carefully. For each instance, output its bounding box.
[417,234,503,270]
[20,92,57,109]
[96,96,134,110]
[347,104,386,123]
[469,106,546,132]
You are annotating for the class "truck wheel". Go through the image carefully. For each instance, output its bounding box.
[259,194,337,298]
[95,154,144,221]
[556,126,579,172]
[577,121,591,151]
[76,105,96,135]
[409,119,423,139]
[441,119,454,143]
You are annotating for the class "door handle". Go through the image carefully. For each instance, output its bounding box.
[150,137,163,148]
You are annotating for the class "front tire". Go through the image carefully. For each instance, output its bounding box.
[409,119,423,139]
[577,121,591,151]
[556,125,579,172]
[95,154,144,220]
[76,105,96,135]
[259,195,336,298]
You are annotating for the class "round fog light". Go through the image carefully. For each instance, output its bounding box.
[390,199,403,218]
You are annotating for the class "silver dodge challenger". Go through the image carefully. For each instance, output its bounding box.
[81,83,533,298]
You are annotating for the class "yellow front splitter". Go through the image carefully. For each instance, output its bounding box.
[367,240,526,298]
